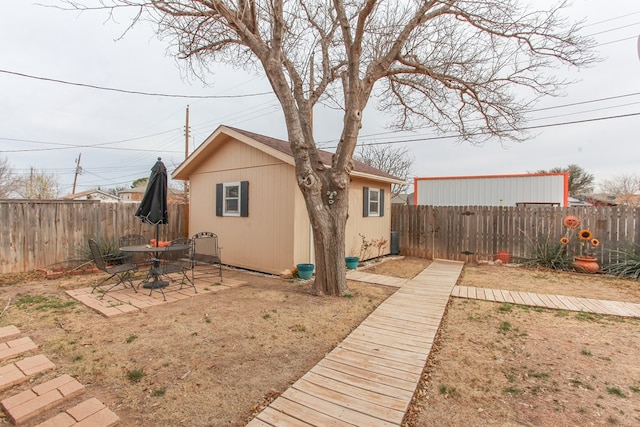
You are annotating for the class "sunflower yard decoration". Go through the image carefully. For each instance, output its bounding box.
[560,216,600,273]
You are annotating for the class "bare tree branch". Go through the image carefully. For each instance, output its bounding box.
[61,0,596,295]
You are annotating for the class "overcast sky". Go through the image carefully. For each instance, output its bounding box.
[1,1,639,196]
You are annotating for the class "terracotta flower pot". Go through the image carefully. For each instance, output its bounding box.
[495,250,511,263]
[573,256,599,274]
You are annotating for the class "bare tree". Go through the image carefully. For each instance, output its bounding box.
[15,168,61,199]
[599,174,640,206]
[355,145,413,200]
[0,157,21,199]
[65,0,594,295]
[536,164,595,196]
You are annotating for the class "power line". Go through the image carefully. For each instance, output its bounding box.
[337,91,640,144]
[586,22,640,37]
[529,92,640,113]
[339,111,640,149]
[596,36,637,47]
[583,10,640,28]
[0,69,272,99]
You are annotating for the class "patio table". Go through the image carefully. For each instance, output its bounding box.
[119,244,190,289]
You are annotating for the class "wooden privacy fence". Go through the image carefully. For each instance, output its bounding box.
[392,205,640,264]
[1,200,186,274]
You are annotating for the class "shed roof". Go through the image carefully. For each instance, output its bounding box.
[172,125,404,184]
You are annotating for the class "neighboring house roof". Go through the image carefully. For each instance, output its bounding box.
[568,196,592,207]
[614,191,640,206]
[173,125,405,184]
[118,186,185,197]
[61,189,119,202]
[576,193,617,207]
[118,187,147,195]
[391,193,414,205]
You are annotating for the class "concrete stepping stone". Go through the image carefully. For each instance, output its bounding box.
[0,354,56,391]
[34,397,120,427]
[0,337,38,362]
[0,326,22,342]
[1,374,85,425]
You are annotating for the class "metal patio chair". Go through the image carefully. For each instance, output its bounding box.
[118,234,149,266]
[156,238,196,295]
[191,232,223,284]
[89,238,138,299]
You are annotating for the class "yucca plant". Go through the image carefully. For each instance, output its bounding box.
[76,237,125,265]
[522,234,571,271]
[602,245,640,280]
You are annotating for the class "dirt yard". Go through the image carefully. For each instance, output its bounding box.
[0,258,638,426]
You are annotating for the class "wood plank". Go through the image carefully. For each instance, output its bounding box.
[325,349,422,381]
[332,342,425,373]
[562,296,596,312]
[317,358,416,392]
[544,294,572,310]
[269,397,355,427]
[456,286,469,298]
[356,324,434,345]
[292,379,405,424]
[254,406,314,427]
[535,293,561,309]
[345,334,428,358]
[490,289,506,303]
[500,290,516,304]
[362,319,438,338]
[598,300,632,317]
[371,309,444,326]
[366,313,441,331]
[510,291,527,306]
[518,292,535,306]
[281,385,398,427]
[576,298,611,315]
[524,292,547,308]
[619,302,640,317]
[309,365,415,401]
[246,417,273,427]
[301,371,408,411]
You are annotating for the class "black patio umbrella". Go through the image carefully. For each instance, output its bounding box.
[135,157,168,245]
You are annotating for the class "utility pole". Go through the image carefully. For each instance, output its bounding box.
[72,153,82,194]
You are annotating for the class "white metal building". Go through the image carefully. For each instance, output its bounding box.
[413,173,568,207]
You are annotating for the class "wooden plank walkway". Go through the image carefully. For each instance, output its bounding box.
[451,286,640,318]
[248,260,640,426]
[247,259,464,427]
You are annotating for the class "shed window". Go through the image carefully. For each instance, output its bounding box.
[363,187,384,217]
[216,181,249,217]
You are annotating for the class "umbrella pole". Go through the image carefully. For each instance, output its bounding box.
[145,223,168,289]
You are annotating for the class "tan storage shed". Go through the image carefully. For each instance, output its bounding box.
[172,126,404,275]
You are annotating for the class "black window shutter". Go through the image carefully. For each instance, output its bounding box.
[240,181,249,217]
[215,183,223,217]
[363,187,369,217]
[380,189,385,217]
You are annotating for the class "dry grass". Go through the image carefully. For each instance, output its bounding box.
[0,258,638,426]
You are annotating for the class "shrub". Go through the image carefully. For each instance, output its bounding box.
[76,237,125,265]
[602,245,640,280]
[522,235,570,271]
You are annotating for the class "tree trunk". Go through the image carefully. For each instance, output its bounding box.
[305,190,349,296]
